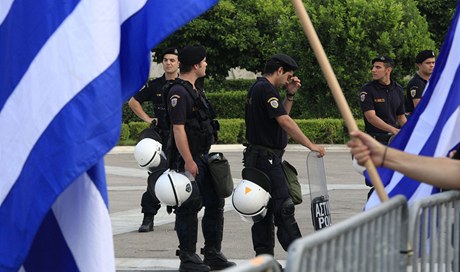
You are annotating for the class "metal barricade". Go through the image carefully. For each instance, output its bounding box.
[285,195,408,272]
[222,254,282,272]
[408,190,460,272]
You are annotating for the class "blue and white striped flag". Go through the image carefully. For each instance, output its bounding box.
[0,0,217,271]
[365,3,460,210]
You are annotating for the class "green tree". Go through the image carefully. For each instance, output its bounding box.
[154,0,289,81]
[277,0,435,118]
[416,0,457,49]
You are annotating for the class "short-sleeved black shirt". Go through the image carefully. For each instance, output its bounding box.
[245,77,288,149]
[133,74,170,129]
[359,80,405,134]
[167,81,195,126]
[405,73,427,114]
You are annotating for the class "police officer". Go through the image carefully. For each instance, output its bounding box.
[359,55,407,145]
[359,55,407,196]
[128,47,179,232]
[405,50,436,115]
[167,45,235,272]
[243,54,325,261]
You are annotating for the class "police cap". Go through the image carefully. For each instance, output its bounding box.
[372,55,394,67]
[415,50,435,64]
[271,53,299,71]
[242,167,272,193]
[161,47,179,60]
[179,45,206,65]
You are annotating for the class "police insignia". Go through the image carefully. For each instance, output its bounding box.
[171,98,178,107]
[360,93,366,102]
[170,94,180,107]
[410,88,417,98]
[268,97,279,108]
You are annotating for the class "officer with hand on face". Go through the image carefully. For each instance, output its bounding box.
[167,45,235,272]
[243,53,325,264]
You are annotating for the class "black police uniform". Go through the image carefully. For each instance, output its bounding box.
[133,74,172,146]
[405,73,426,115]
[133,74,173,230]
[359,80,405,144]
[167,79,232,271]
[243,77,302,256]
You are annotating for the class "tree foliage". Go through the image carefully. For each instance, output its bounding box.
[154,0,290,81]
[277,0,435,118]
[416,0,457,49]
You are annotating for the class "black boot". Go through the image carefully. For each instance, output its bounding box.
[138,214,154,232]
[202,247,236,270]
[177,250,210,272]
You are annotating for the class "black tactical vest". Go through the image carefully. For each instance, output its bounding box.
[165,78,219,157]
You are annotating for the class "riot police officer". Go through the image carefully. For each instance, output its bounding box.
[405,50,436,115]
[128,47,179,232]
[359,55,407,197]
[243,54,325,262]
[167,45,235,272]
[359,55,407,145]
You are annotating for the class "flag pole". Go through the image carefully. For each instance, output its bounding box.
[290,0,388,202]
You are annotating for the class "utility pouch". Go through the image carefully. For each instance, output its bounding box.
[282,160,303,205]
[208,152,234,198]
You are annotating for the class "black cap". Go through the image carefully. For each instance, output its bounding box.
[179,45,206,65]
[372,55,394,67]
[161,47,179,60]
[415,50,435,64]
[271,53,299,71]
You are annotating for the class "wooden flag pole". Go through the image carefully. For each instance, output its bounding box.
[290,0,388,202]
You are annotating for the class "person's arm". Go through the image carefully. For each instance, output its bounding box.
[283,76,301,114]
[348,131,460,189]
[397,114,407,127]
[413,98,421,108]
[276,115,326,157]
[364,110,400,134]
[172,124,198,177]
[128,97,155,124]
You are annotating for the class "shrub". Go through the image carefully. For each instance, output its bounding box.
[118,118,365,145]
[129,122,150,141]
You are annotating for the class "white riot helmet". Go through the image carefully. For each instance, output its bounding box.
[155,170,192,207]
[134,138,163,169]
[232,168,271,223]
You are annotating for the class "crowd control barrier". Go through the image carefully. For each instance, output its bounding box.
[223,191,460,272]
[408,190,460,272]
[285,195,408,272]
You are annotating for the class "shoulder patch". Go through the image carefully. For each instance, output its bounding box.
[410,87,418,98]
[267,97,279,109]
[170,94,180,107]
[360,92,367,102]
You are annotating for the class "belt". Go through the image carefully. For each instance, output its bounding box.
[369,133,392,144]
[246,144,284,158]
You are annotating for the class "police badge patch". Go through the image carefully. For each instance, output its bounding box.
[268,97,279,108]
[360,92,367,102]
[410,87,418,98]
[170,94,180,107]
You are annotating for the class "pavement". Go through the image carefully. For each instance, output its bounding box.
[105,144,369,271]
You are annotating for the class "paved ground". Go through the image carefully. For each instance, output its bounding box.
[105,144,369,271]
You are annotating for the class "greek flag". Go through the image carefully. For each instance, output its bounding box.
[365,3,460,210]
[0,0,217,271]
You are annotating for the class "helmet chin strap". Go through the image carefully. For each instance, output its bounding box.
[167,172,180,206]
